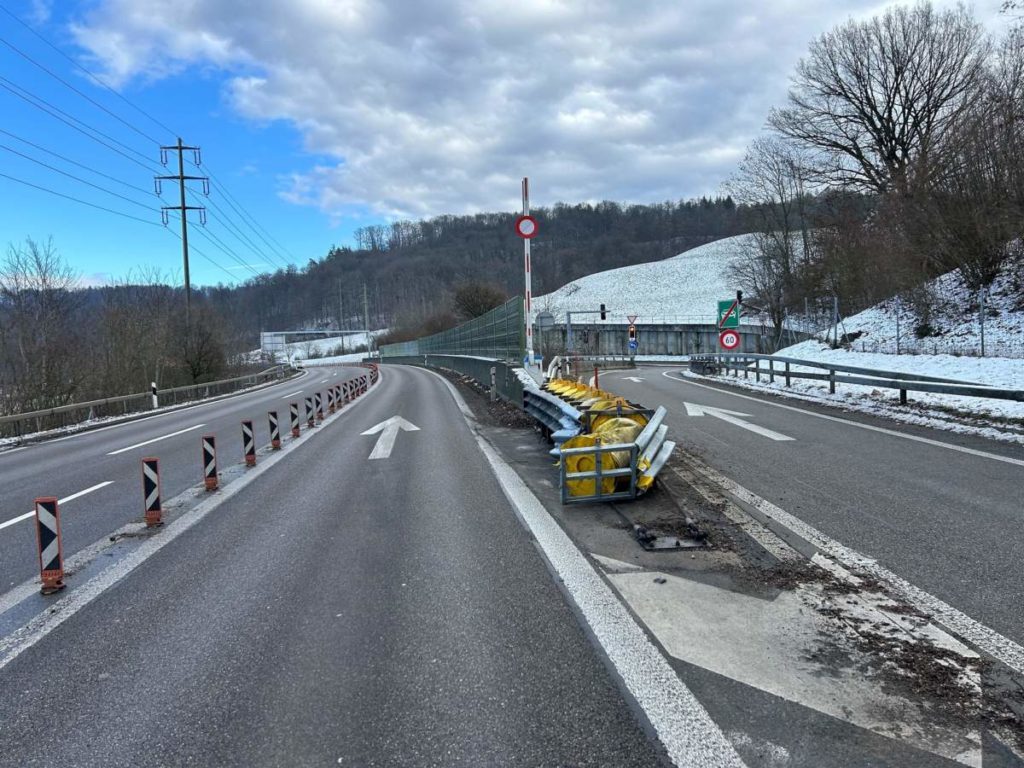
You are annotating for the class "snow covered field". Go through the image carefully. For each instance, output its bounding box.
[534,235,754,324]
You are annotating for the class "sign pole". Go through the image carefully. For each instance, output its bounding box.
[522,177,534,372]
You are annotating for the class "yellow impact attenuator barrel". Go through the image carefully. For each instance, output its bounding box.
[562,418,645,498]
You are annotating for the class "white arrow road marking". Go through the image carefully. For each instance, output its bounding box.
[107,424,206,455]
[360,416,420,460]
[622,376,645,382]
[683,402,793,441]
[0,481,115,532]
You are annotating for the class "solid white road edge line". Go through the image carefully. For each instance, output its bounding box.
[417,366,746,768]
[106,423,207,455]
[0,369,385,671]
[0,481,116,533]
[661,370,1024,468]
[684,454,1024,675]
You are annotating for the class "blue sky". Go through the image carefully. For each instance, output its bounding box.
[0,0,1012,287]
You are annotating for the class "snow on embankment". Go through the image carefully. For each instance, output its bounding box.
[534,235,752,323]
[714,256,1024,442]
[798,253,1024,358]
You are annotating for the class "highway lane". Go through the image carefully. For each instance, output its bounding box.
[0,365,364,590]
[610,366,1024,647]
[0,364,668,767]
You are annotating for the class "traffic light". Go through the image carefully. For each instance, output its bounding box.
[628,324,637,342]
[737,290,743,305]
[600,303,606,320]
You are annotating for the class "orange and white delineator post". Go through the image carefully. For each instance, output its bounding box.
[202,435,218,491]
[269,410,282,449]
[34,497,65,595]
[141,457,163,527]
[242,420,256,466]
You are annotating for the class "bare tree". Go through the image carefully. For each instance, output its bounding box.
[724,137,812,331]
[770,2,988,196]
[451,281,508,321]
[0,238,87,412]
[913,24,1024,288]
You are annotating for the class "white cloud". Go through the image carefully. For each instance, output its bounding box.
[68,0,1008,220]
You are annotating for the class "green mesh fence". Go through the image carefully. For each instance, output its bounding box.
[379,297,525,362]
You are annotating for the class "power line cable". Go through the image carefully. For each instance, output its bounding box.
[203,195,289,270]
[0,77,162,174]
[0,143,159,211]
[202,166,297,265]
[0,1,178,138]
[0,127,158,197]
[0,171,161,226]
[191,225,263,278]
[0,32,163,144]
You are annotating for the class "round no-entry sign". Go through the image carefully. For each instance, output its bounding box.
[515,215,538,239]
[719,329,740,350]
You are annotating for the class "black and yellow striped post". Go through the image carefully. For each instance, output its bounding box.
[34,497,65,594]
[242,420,256,466]
[202,435,218,491]
[305,397,315,429]
[141,457,163,527]
[269,411,281,449]
[290,402,300,438]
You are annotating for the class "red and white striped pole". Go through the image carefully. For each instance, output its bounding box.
[522,177,534,372]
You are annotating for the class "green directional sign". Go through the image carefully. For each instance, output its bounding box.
[717,299,739,329]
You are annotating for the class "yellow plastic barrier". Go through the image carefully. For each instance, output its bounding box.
[562,417,644,498]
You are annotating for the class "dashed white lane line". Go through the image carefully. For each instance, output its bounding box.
[0,481,115,532]
[280,389,305,400]
[106,424,206,456]
[661,370,1024,468]
[420,366,746,768]
[0,369,387,670]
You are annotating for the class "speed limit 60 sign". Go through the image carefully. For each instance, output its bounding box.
[719,330,740,350]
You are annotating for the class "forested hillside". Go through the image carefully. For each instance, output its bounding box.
[208,197,749,337]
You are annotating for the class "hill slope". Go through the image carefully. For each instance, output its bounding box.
[534,234,753,324]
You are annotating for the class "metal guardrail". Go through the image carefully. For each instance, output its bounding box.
[378,354,525,404]
[523,388,582,448]
[0,365,295,439]
[691,353,1024,404]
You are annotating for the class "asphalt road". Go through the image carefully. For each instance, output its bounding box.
[0,365,364,590]
[0,365,667,767]
[612,366,1024,647]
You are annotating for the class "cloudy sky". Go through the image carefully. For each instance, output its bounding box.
[0,0,1011,284]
